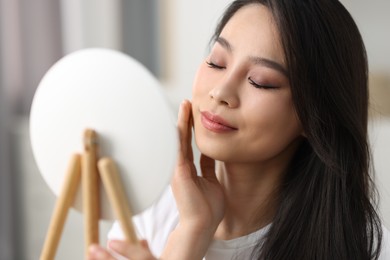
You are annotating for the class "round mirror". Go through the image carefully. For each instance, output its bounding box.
[30,48,177,220]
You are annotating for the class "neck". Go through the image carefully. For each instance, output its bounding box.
[214,162,281,240]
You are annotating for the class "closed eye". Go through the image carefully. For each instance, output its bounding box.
[206,60,225,70]
[248,77,278,90]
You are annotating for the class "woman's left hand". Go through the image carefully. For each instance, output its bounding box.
[88,240,157,260]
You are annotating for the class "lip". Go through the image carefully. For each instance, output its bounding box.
[200,111,238,133]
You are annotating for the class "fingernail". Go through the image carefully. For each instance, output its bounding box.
[89,244,99,252]
[182,99,191,107]
[89,245,103,256]
[108,240,120,250]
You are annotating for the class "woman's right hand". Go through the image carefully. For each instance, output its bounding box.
[161,100,225,260]
[173,99,225,233]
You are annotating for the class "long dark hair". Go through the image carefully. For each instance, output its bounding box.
[212,1,382,259]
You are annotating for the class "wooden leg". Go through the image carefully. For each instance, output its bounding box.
[82,129,100,257]
[40,154,81,260]
[98,157,138,243]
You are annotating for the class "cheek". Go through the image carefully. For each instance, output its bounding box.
[243,114,302,162]
[245,94,302,144]
[275,97,301,132]
[191,64,212,100]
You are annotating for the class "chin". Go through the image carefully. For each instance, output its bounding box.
[195,137,234,162]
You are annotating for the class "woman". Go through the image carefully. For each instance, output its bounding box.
[89,0,390,259]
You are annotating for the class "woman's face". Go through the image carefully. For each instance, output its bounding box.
[191,4,303,164]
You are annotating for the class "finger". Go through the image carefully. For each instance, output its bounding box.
[200,154,218,182]
[107,240,129,257]
[108,240,156,260]
[88,244,116,260]
[177,100,194,165]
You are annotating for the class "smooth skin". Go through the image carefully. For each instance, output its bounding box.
[89,4,303,259]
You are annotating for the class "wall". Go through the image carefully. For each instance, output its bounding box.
[0,19,15,259]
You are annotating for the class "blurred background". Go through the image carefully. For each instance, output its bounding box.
[0,0,389,259]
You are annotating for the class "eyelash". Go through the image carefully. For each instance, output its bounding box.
[248,77,278,90]
[206,61,225,70]
[206,60,278,90]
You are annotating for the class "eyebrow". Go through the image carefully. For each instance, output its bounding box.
[216,37,233,53]
[216,36,288,77]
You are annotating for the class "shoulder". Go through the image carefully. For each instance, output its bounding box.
[379,224,390,260]
[108,186,179,256]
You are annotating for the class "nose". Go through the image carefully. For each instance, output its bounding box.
[208,80,239,108]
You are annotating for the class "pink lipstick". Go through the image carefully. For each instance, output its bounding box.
[200,111,237,133]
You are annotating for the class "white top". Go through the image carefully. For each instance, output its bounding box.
[108,187,390,260]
